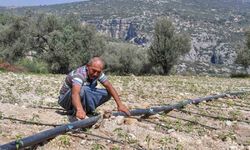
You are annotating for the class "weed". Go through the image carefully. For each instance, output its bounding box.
[145,134,152,149]
[218,131,236,141]
[15,134,24,149]
[110,146,120,150]
[91,143,105,150]
[15,134,23,140]
[185,122,194,133]
[159,136,176,149]
[113,128,138,144]
[176,143,184,150]
[229,110,242,120]
[58,135,70,147]
[29,114,40,122]
[0,111,3,119]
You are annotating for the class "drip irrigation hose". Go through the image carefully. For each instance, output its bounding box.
[112,91,248,117]
[0,115,101,150]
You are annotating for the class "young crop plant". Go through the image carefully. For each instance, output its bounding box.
[176,143,184,150]
[29,114,40,122]
[58,135,71,147]
[91,143,105,150]
[228,110,242,120]
[0,111,3,119]
[145,134,152,149]
[113,128,138,144]
[218,131,236,142]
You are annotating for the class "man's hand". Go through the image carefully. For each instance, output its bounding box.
[76,110,86,119]
[118,104,131,116]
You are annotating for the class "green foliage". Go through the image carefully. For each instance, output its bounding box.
[113,128,138,144]
[103,42,150,75]
[0,12,105,74]
[148,17,191,75]
[58,135,71,147]
[91,143,105,150]
[0,111,2,119]
[218,131,236,142]
[16,58,48,74]
[230,73,250,78]
[0,15,31,63]
[145,134,152,149]
[235,29,250,68]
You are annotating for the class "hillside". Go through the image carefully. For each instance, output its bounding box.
[0,72,250,149]
[1,0,250,75]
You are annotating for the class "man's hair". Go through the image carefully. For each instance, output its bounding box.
[87,57,105,68]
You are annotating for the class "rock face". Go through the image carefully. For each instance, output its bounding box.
[80,0,250,75]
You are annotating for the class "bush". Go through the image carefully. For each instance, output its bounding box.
[148,17,191,75]
[230,73,250,78]
[102,42,150,75]
[16,58,49,74]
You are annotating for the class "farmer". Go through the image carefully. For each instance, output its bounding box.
[58,57,130,119]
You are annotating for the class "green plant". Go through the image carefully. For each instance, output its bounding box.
[229,110,242,120]
[16,58,48,74]
[0,111,3,119]
[91,143,105,150]
[29,114,40,122]
[58,135,70,147]
[15,134,24,150]
[145,134,152,149]
[148,17,191,74]
[159,137,173,147]
[113,128,138,144]
[111,146,120,150]
[218,132,236,141]
[176,143,184,150]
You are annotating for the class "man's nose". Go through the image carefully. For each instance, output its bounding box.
[93,72,98,76]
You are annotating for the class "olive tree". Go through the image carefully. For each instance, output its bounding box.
[236,29,250,69]
[148,17,191,74]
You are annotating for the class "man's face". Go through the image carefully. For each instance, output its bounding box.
[87,62,103,80]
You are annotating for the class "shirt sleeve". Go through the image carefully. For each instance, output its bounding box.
[98,72,108,83]
[72,74,84,86]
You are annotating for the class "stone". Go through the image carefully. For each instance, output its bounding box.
[115,116,124,125]
[167,129,175,133]
[229,146,238,150]
[124,118,138,125]
[103,111,112,118]
[148,114,161,119]
[225,120,232,126]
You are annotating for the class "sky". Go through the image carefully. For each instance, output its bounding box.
[0,0,87,7]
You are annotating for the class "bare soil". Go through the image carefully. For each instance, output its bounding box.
[0,72,250,150]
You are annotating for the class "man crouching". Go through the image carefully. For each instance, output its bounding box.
[58,57,130,119]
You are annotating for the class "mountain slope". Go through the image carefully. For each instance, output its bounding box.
[1,0,250,75]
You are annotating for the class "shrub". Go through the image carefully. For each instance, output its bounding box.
[102,42,150,75]
[16,58,48,74]
[148,17,191,75]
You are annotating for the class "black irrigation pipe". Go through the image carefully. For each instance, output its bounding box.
[0,115,101,150]
[112,91,247,117]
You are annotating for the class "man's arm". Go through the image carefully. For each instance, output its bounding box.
[72,85,86,119]
[102,80,131,116]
